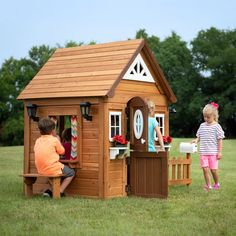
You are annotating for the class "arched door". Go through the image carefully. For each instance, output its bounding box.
[129,97,148,152]
[127,97,168,198]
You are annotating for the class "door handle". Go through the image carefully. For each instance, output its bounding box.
[141,138,146,144]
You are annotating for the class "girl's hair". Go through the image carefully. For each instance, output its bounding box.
[62,128,71,142]
[38,118,55,135]
[203,104,219,122]
[146,99,155,113]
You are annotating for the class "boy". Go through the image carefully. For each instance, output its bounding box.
[34,117,75,197]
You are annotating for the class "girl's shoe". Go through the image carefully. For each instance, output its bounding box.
[213,183,220,190]
[204,185,212,191]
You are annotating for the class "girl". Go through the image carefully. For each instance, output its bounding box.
[146,99,165,152]
[61,128,72,160]
[193,102,225,191]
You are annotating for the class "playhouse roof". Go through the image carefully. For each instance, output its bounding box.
[17,39,176,102]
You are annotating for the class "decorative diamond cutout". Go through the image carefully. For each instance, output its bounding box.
[123,54,155,82]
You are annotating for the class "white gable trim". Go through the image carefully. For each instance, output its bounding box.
[123,54,155,83]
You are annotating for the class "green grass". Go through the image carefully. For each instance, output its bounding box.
[0,139,236,236]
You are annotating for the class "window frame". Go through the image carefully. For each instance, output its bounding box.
[109,111,122,141]
[42,106,81,167]
[133,109,144,140]
[154,113,165,141]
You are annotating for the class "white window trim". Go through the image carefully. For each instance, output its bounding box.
[109,111,122,141]
[123,54,155,83]
[154,113,165,141]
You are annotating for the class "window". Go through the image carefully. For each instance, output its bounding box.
[49,115,78,162]
[154,114,165,141]
[109,112,121,141]
[133,109,143,139]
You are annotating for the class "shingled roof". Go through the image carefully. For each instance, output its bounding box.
[17,39,176,102]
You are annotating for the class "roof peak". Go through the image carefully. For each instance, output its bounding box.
[56,39,144,52]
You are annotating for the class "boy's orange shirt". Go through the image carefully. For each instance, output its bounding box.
[34,135,65,175]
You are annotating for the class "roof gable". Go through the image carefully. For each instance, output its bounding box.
[17,39,176,103]
[123,54,155,83]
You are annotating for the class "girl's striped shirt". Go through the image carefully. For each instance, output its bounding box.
[196,122,225,155]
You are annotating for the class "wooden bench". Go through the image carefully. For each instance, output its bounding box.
[19,173,65,199]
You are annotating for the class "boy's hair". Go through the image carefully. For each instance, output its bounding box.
[62,128,71,142]
[38,118,56,135]
[203,104,219,122]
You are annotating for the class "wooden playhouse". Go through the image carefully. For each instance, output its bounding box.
[17,39,177,199]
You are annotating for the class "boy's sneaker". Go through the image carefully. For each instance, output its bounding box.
[43,189,52,198]
[213,183,220,190]
[204,185,212,191]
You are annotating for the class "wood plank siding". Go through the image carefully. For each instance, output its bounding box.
[104,80,169,198]
[27,101,101,198]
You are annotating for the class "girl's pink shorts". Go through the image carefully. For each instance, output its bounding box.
[200,155,218,169]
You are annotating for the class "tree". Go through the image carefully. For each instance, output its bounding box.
[28,45,55,69]
[136,30,203,137]
[191,27,236,137]
[0,45,55,145]
[1,30,235,145]
[136,29,161,57]
[0,41,97,145]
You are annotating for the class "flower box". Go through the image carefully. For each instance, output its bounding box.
[155,136,172,152]
[109,147,128,160]
[164,144,171,151]
[155,144,171,152]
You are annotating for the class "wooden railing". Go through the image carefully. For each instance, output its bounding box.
[168,153,191,186]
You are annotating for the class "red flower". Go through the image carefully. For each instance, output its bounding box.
[162,136,172,144]
[112,135,128,145]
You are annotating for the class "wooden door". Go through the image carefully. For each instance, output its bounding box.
[129,97,148,151]
[127,97,168,198]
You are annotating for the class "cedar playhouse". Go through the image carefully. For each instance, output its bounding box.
[18,39,177,199]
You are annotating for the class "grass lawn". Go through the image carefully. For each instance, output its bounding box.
[0,138,236,236]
